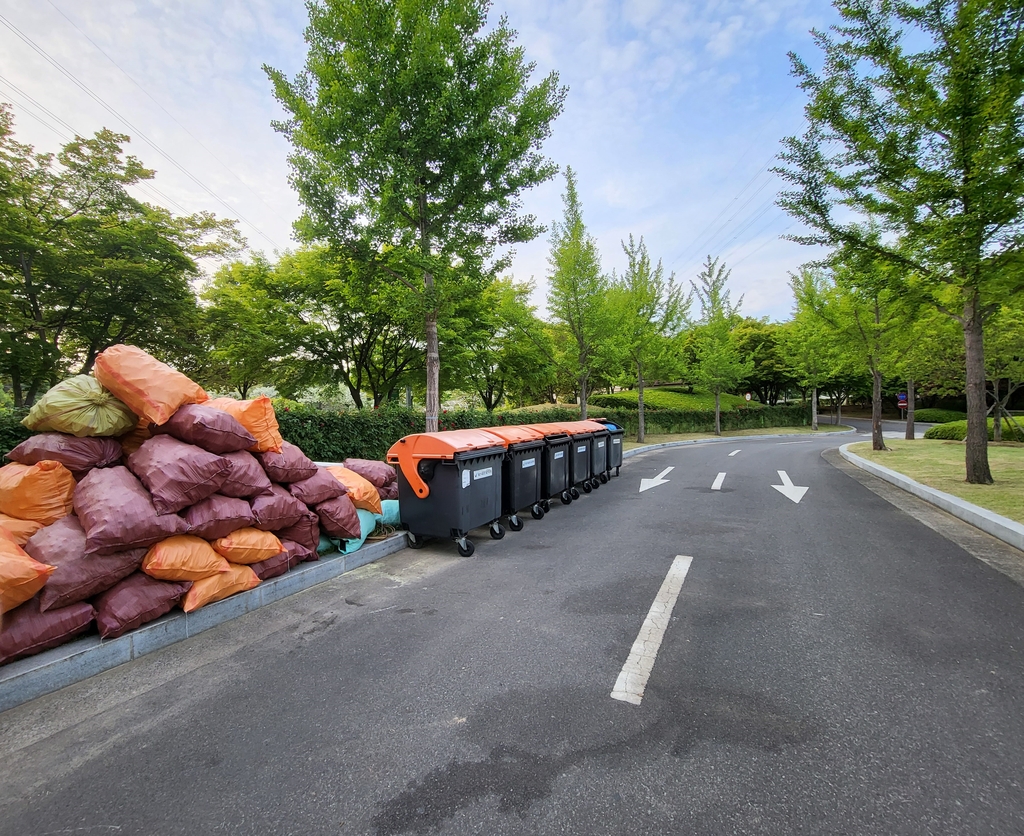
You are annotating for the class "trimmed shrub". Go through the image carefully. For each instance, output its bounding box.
[924,419,1024,443]
[590,389,750,411]
[914,408,967,423]
[0,410,31,458]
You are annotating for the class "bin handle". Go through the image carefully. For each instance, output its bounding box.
[388,438,431,499]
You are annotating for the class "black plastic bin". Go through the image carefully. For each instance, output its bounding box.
[565,430,594,497]
[523,426,572,507]
[589,425,610,484]
[387,429,508,557]
[594,419,625,476]
[482,425,547,529]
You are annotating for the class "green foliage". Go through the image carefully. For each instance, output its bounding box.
[0,409,30,457]
[732,318,796,406]
[914,408,967,424]
[590,389,749,411]
[607,404,810,436]
[924,419,1024,443]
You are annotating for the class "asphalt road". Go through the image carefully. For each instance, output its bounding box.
[3,433,1024,835]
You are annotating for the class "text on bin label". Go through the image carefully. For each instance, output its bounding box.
[522,458,536,468]
[554,451,564,459]
[473,467,493,480]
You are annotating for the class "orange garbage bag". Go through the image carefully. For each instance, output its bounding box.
[326,466,382,516]
[1,538,55,614]
[0,462,76,526]
[94,344,207,426]
[119,415,152,457]
[205,396,283,453]
[0,513,45,546]
[211,528,282,565]
[181,563,260,612]
[141,535,230,581]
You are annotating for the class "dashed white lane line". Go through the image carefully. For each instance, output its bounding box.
[711,472,727,491]
[728,449,741,457]
[611,555,693,705]
[777,440,815,445]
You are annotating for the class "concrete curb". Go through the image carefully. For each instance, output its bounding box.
[0,534,408,714]
[839,443,1024,552]
[622,427,856,459]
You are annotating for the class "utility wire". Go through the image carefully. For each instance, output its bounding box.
[0,11,282,251]
[46,0,282,218]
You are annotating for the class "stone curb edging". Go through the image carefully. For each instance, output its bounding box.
[0,534,408,714]
[839,442,1024,552]
[621,427,856,459]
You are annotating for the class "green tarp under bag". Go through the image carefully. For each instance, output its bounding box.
[22,376,137,438]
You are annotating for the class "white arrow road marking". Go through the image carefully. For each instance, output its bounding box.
[772,470,809,504]
[639,466,674,493]
[711,472,726,491]
[728,449,741,457]
[611,555,693,705]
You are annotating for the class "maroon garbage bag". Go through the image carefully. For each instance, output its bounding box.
[182,494,256,540]
[218,451,273,499]
[342,458,396,489]
[377,482,399,501]
[249,549,301,581]
[250,485,305,531]
[74,466,188,555]
[150,403,257,454]
[24,516,144,611]
[93,572,191,639]
[0,595,96,665]
[7,433,122,476]
[282,539,317,563]
[287,468,346,506]
[274,507,319,554]
[128,435,230,514]
[316,494,360,540]
[257,442,317,484]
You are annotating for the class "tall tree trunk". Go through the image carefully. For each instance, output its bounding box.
[714,390,721,436]
[992,378,1002,443]
[637,363,645,443]
[11,366,23,408]
[905,378,915,441]
[405,385,413,409]
[836,392,842,426]
[962,294,993,484]
[579,371,588,419]
[811,386,818,431]
[871,368,885,451]
[424,306,440,433]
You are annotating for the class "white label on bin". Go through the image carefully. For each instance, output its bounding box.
[598,441,605,448]
[554,451,564,460]
[613,438,621,445]
[522,458,536,469]
[578,445,587,453]
[462,470,471,488]
[473,467,493,480]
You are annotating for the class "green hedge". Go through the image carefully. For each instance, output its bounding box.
[0,410,30,458]
[924,419,1024,443]
[590,389,750,411]
[914,408,967,423]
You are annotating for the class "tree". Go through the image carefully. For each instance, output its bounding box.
[265,0,565,431]
[732,318,796,406]
[985,304,1024,442]
[611,235,687,442]
[776,0,1024,483]
[546,168,611,418]
[688,256,752,436]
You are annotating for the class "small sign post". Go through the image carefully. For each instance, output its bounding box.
[897,391,908,419]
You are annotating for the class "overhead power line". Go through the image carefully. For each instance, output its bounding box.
[0,11,283,251]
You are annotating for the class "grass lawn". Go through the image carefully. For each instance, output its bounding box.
[622,424,852,451]
[591,388,750,411]
[850,439,1024,524]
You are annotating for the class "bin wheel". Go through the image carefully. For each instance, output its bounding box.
[489,522,505,540]
[560,491,572,505]
[570,487,580,500]
[509,514,526,530]
[541,500,551,513]
[406,532,425,549]
[457,537,475,558]
[591,478,600,490]
[582,481,593,494]
[599,472,609,483]
[530,504,544,521]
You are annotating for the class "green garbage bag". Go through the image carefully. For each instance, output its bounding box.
[22,376,137,438]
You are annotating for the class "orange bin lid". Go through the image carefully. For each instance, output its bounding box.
[537,421,598,436]
[481,424,546,444]
[386,429,506,499]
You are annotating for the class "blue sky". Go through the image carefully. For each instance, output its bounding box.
[0,0,839,321]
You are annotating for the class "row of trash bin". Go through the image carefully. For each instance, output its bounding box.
[386,419,625,556]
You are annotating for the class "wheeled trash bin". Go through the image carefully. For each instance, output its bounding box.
[386,429,507,557]
[541,423,594,499]
[479,425,547,529]
[521,425,572,507]
[594,420,624,476]
[584,421,610,484]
